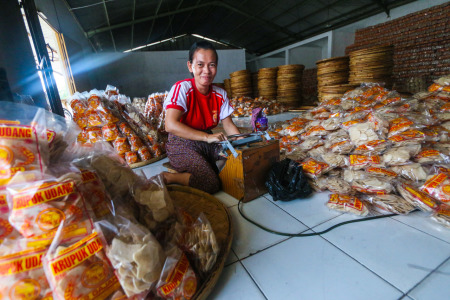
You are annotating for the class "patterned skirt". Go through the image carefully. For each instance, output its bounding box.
[166,133,223,194]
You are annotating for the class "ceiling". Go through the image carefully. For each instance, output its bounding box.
[65,0,416,55]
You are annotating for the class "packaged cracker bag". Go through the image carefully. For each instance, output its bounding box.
[0,103,49,187]
[7,177,93,240]
[156,247,197,300]
[0,246,52,300]
[326,194,369,216]
[95,216,165,298]
[43,231,124,300]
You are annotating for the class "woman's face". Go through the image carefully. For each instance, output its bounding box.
[188,48,217,91]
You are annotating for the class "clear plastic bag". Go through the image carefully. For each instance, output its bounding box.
[388,129,426,146]
[90,154,142,198]
[351,176,394,195]
[349,154,383,170]
[430,203,450,228]
[95,216,165,298]
[396,181,440,212]
[326,177,354,195]
[348,122,383,147]
[382,144,421,166]
[362,194,415,215]
[6,175,94,240]
[343,169,366,182]
[0,246,53,300]
[391,163,428,182]
[180,213,220,276]
[133,174,176,233]
[43,231,124,300]
[326,194,369,216]
[300,125,327,139]
[421,173,450,203]
[414,148,449,165]
[155,246,198,300]
[301,158,333,179]
[365,166,398,178]
[308,176,328,192]
[77,169,114,220]
[352,139,390,155]
[0,103,49,187]
[321,153,349,168]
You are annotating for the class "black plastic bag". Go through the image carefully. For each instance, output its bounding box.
[265,158,312,201]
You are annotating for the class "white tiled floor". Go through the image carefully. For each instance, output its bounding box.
[135,160,450,300]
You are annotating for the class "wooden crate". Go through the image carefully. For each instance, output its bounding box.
[219,139,280,202]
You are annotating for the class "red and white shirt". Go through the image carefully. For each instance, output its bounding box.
[164,78,234,131]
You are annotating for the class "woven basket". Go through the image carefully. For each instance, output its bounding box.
[167,185,233,300]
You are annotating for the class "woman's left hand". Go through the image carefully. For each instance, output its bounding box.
[206,132,227,143]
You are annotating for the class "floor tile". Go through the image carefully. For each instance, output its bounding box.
[392,211,450,244]
[207,261,266,300]
[264,191,343,228]
[242,234,403,300]
[230,197,308,259]
[314,214,450,293]
[225,249,239,266]
[213,191,239,208]
[408,256,450,300]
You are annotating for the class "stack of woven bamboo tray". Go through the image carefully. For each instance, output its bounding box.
[258,67,278,99]
[251,72,259,98]
[277,64,304,108]
[319,84,358,101]
[349,45,394,88]
[223,79,232,97]
[316,56,349,101]
[230,70,253,97]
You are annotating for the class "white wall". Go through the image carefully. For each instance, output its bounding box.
[248,57,286,72]
[85,49,246,97]
[289,46,323,69]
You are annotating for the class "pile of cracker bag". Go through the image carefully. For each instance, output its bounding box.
[267,75,450,227]
[0,102,219,299]
[68,85,166,166]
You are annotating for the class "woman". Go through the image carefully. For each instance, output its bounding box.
[162,41,241,194]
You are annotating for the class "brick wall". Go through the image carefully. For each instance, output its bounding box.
[302,68,318,105]
[345,2,450,92]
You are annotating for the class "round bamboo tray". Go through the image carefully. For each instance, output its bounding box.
[223,79,232,96]
[167,185,233,300]
[230,70,250,77]
[277,64,303,104]
[349,45,393,88]
[277,64,304,72]
[316,56,349,101]
[129,154,167,169]
[251,72,259,98]
[258,69,277,98]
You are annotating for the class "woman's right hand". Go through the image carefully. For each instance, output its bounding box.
[205,132,227,143]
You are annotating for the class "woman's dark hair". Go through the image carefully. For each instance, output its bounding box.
[188,41,218,64]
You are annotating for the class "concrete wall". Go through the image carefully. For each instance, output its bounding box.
[85,49,246,97]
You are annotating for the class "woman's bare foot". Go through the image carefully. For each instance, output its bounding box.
[161,171,191,186]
